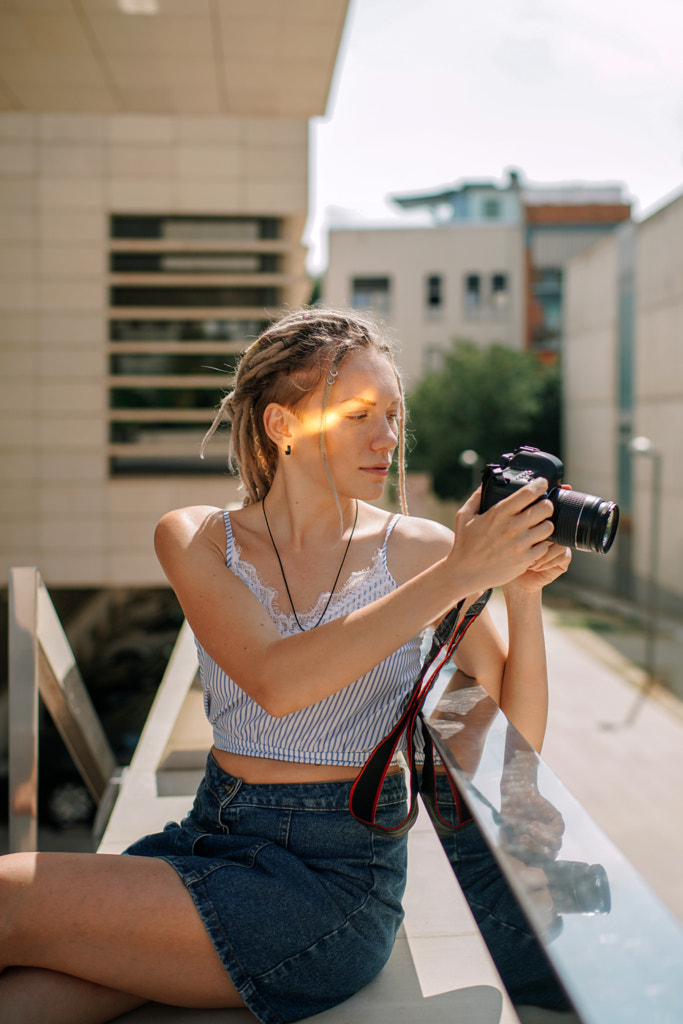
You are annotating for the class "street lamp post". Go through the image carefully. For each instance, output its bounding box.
[458,448,482,492]
[628,435,662,691]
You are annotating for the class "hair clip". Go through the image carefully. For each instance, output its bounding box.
[326,368,339,387]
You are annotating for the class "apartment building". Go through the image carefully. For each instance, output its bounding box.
[325,216,525,385]
[324,170,631,384]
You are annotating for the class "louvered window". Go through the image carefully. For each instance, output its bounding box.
[108,215,286,475]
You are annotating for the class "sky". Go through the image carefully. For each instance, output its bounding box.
[304,0,683,273]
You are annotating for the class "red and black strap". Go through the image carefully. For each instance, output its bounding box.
[349,589,492,837]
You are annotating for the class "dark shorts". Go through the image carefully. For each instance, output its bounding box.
[123,753,408,1024]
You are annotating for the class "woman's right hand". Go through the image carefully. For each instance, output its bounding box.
[448,478,555,594]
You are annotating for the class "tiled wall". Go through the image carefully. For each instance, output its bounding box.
[0,111,309,586]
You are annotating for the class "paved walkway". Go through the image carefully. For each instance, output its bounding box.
[488,592,683,924]
[548,581,683,703]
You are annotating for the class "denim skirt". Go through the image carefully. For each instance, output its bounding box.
[123,753,408,1024]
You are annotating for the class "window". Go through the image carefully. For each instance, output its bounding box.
[425,274,443,317]
[351,277,391,317]
[482,198,501,219]
[491,273,509,309]
[464,273,481,312]
[110,252,279,274]
[423,345,446,373]
[531,268,563,352]
[108,214,284,476]
[110,215,279,240]
[110,285,278,308]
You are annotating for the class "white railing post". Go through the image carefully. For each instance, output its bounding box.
[8,567,40,853]
[8,567,118,852]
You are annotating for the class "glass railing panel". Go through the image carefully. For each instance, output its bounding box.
[424,683,683,1024]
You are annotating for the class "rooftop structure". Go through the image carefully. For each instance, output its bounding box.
[392,169,629,227]
[392,171,523,226]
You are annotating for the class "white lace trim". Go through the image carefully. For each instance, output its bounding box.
[231,541,385,635]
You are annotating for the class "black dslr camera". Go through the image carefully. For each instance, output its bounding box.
[543,860,611,917]
[480,446,619,554]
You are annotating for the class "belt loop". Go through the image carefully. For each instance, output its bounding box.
[219,775,243,806]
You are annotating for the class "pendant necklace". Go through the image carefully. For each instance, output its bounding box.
[262,498,359,631]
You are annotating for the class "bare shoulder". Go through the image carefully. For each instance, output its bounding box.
[388,512,454,584]
[392,512,452,541]
[154,505,226,562]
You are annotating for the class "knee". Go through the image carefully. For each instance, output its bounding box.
[0,853,38,954]
[0,851,38,887]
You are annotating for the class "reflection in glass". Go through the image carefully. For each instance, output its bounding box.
[426,683,610,946]
[425,683,683,1021]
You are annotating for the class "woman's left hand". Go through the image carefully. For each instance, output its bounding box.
[503,482,573,595]
[503,541,572,595]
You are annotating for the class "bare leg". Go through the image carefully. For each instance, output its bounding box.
[0,851,247,1021]
[0,967,146,1024]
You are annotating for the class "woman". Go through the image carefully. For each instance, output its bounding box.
[0,308,570,1024]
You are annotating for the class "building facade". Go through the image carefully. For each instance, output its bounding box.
[325,170,631,383]
[325,219,525,384]
[0,1,349,589]
[523,187,631,356]
[563,189,683,611]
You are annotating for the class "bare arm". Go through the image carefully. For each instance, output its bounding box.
[453,543,571,751]
[499,542,572,751]
[499,588,549,752]
[155,478,555,717]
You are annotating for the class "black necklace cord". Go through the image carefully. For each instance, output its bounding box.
[349,588,492,838]
[262,498,359,632]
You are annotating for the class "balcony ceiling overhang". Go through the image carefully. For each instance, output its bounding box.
[0,0,349,118]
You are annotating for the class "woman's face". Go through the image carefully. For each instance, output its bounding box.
[295,348,401,501]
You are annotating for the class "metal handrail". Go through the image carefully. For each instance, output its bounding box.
[8,567,118,852]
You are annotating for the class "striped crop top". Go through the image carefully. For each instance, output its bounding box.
[195,510,423,766]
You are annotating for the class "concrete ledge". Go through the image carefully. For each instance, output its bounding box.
[110,928,511,1024]
[99,622,520,1023]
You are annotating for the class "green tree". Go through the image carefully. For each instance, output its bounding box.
[308,275,323,305]
[406,341,561,500]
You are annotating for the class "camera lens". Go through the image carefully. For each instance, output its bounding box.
[552,490,620,554]
[544,861,611,916]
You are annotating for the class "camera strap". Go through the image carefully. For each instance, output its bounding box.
[349,589,492,838]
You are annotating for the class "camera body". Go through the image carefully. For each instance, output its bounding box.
[480,446,564,507]
[480,445,619,555]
